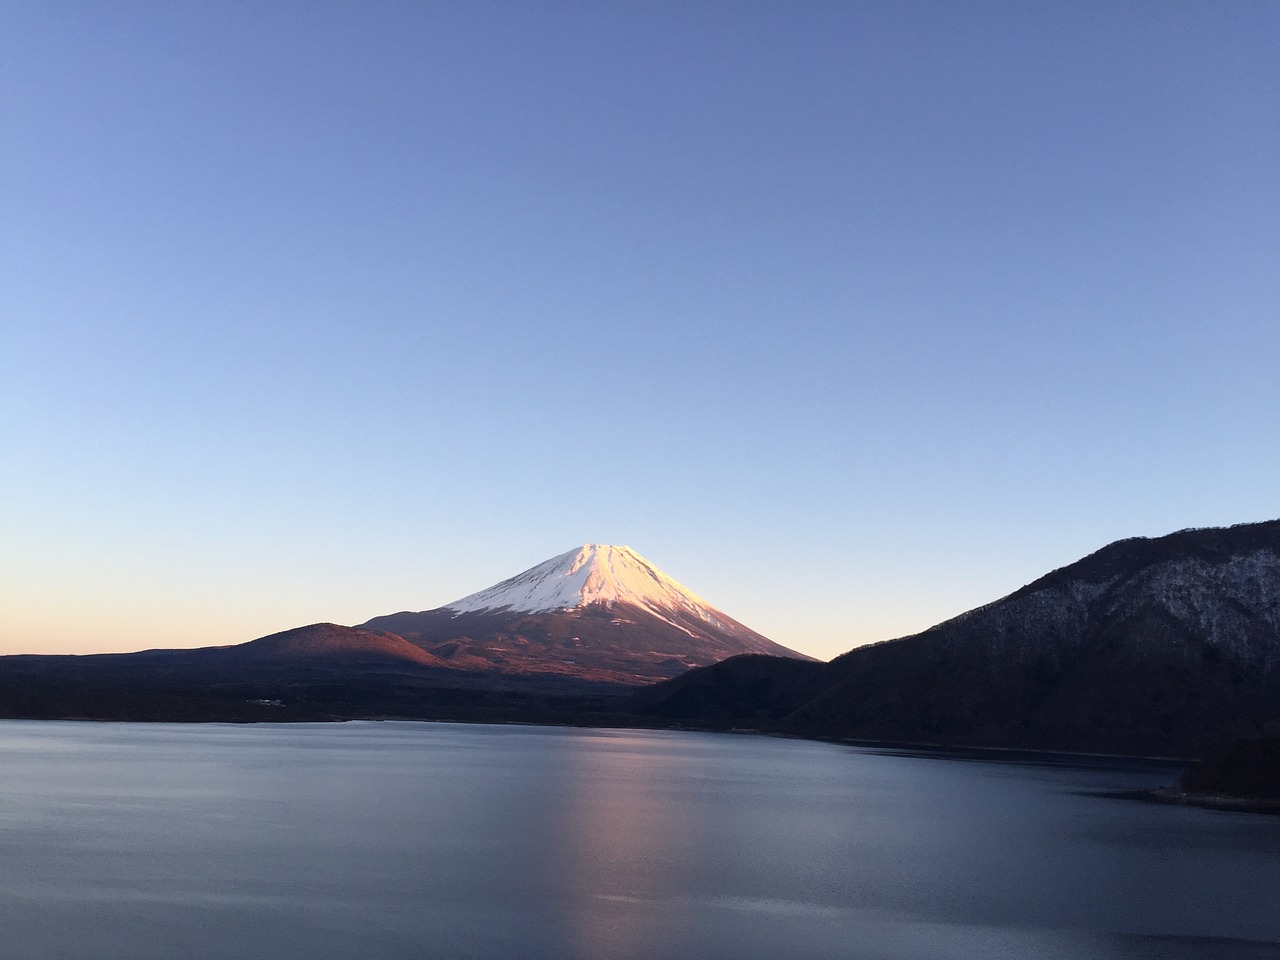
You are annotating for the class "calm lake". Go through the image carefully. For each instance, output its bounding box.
[1,721,1277,960]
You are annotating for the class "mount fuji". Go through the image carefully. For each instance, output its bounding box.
[360,544,812,683]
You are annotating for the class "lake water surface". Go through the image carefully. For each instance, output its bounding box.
[1,721,1277,959]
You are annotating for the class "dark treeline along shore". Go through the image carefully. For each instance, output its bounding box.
[3,521,1279,803]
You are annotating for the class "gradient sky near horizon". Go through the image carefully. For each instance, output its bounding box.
[3,2,1278,661]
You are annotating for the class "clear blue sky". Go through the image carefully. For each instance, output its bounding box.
[4,2,1277,660]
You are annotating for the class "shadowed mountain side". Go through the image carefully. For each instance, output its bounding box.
[632,520,1280,757]
[781,631,1277,755]
[627,655,827,728]
[1179,737,1280,802]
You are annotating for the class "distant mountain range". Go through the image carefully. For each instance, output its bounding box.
[634,520,1280,756]
[2,524,1277,758]
[0,544,807,721]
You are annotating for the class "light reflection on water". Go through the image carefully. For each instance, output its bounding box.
[0,721,1277,960]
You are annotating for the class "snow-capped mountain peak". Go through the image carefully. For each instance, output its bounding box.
[359,542,814,682]
[445,544,727,627]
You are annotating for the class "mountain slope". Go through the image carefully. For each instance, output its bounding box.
[634,521,1280,755]
[628,654,827,727]
[213,623,451,668]
[361,544,812,683]
[0,620,635,722]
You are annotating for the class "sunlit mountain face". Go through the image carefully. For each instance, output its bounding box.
[360,544,814,684]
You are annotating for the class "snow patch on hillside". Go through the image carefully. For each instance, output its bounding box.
[923,546,1280,674]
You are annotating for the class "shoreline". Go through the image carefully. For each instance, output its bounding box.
[1123,786,1280,817]
[11,715,1280,815]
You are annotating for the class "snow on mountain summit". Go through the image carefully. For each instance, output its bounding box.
[446,544,730,628]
